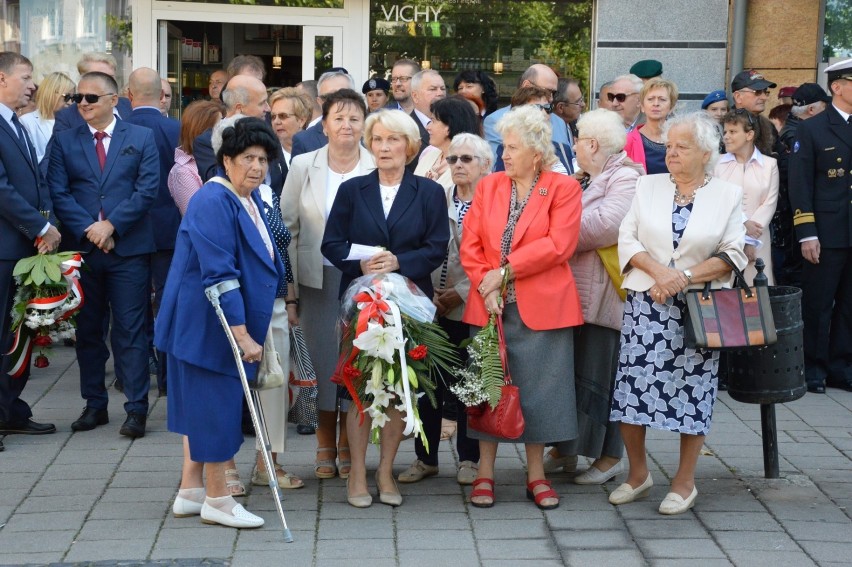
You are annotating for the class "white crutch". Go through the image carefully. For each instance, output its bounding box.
[205,281,294,543]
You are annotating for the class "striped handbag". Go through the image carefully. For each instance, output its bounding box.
[684,253,777,350]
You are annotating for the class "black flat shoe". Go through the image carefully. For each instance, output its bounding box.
[0,418,57,435]
[71,408,109,431]
[806,381,826,394]
[297,424,316,435]
[120,413,147,438]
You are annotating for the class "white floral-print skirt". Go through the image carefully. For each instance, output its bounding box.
[609,290,720,436]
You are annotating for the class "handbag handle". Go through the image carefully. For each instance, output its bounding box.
[495,314,513,386]
[700,252,752,300]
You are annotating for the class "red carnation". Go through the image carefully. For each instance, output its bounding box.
[33,354,49,369]
[343,364,362,379]
[33,334,53,347]
[408,345,428,360]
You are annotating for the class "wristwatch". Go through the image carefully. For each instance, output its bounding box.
[683,269,694,284]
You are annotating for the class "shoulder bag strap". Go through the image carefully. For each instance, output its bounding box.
[495,314,512,385]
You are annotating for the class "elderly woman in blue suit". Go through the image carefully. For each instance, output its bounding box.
[322,109,449,508]
[155,117,284,529]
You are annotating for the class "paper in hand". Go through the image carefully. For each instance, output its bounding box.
[344,243,385,261]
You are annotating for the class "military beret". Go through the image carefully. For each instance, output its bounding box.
[825,58,852,83]
[778,86,797,98]
[701,90,728,109]
[362,77,391,94]
[629,59,663,79]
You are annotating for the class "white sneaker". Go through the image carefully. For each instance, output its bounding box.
[200,502,264,528]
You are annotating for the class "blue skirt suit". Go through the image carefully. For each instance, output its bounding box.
[155,180,285,462]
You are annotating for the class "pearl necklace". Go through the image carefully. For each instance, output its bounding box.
[671,174,711,205]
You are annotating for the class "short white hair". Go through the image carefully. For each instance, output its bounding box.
[364,109,422,164]
[448,133,493,171]
[662,112,722,174]
[212,113,246,155]
[611,74,644,94]
[790,101,825,117]
[495,105,557,169]
[576,109,627,156]
[411,69,443,93]
[317,70,356,93]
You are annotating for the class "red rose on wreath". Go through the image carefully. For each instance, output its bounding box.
[408,345,428,360]
[33,354,49,369]
[33,334,52,347]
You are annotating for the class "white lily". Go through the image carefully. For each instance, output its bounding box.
[370,387,393,408]
[353,321,401,363]
[371,409,390,428]
[370,361,383,391]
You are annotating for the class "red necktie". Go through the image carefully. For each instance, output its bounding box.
[94,131,108,170]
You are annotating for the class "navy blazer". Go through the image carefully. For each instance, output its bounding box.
[48,120,159,257]
[195,126,287,195]
[494,141,575,174]
[321,169,449,298]
[291,121,328,159]
[126,107,181,250]
[0,110,54,261]
[154,181,285,375]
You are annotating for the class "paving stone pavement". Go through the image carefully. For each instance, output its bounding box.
[1,346,850,566]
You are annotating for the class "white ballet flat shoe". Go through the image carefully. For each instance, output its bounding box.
[172,494,204,518]
[608,473,653,505]
[658,487,698,515]
[200,502,264,528]
[574,460,625,485]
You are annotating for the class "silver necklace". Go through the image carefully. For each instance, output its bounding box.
[671,174,711,205]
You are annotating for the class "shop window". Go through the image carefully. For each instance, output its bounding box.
[369,0,593,102]
[167,0,344,7]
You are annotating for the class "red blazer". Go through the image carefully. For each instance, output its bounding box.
[460,170,584,330]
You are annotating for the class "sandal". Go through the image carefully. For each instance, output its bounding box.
[440,418,457,441]
[469,478,495,508]
[251,463,304,489]
[224,468,246,497]
[526,479,559,510]
[315,447,337,479]
[338,446,351,480]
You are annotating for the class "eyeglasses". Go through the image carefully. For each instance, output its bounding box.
[739,88,770,96]
[607,92,638,103]
[271,112,295,121]
[530,82,558,100]
[563,98,585,106]
[446,154,480,165]
[390,76,412,84]
[531,103,553,114]
[66,92,115,104]
[732,107,755,127]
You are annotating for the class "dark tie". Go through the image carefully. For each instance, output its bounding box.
[10,113,35,165]
[94,131,108,170]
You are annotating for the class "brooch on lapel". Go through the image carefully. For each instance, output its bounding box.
[539,187,548,196]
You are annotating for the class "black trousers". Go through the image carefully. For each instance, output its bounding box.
[415,317,480,465]
[0,260,33,423]
[801,246,852,385]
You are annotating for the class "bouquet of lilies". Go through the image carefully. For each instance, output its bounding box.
[7,252,84,376]
[333,274,458,451]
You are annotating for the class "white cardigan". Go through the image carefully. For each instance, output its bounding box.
[618,174,747,292]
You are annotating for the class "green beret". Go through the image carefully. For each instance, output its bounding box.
[629,60,663,79]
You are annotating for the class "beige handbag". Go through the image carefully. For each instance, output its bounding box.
[255,328,286,390]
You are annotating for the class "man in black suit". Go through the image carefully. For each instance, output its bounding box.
[291,70,357,158]
[408,69,446,172]
[126,67,180,397]
[0,53,61,447]
[788,59,852,393]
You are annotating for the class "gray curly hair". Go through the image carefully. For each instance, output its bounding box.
[495,105,557,169]
[662,112,722,174]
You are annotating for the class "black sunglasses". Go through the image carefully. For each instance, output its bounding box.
[733,107,755,127]
[65,92,115,104]
[531,103,553,114]
[446,154,480,165]
[607,92,637,103]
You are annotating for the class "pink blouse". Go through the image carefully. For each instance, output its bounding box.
[168,147,203,216]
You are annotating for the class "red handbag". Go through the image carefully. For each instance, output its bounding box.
[467,315,525,439]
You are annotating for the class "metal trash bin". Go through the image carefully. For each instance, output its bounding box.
[727,286,805,405]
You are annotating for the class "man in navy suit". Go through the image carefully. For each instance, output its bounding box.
[407,69,446,172]
[52,52,132,134]
[291,70,357,158]
[126,67,180,397]
[49,72,159,438]
[0,53,61,447]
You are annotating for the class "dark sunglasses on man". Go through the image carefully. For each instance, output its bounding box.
[531,103,553,114]
[446,154,480,165]
[607,92,637,103]
[64,92,115,104]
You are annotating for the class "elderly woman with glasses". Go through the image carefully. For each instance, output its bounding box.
[609,112,746,516]
[19,72,75,162]
[461,105,583,510]
[494,86,574,175]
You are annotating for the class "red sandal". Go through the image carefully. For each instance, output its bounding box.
[470,478,495,508]
[526,479,560,510]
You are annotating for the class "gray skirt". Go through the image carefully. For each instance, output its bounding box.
[300,265,348,413]
[469,303,578,444]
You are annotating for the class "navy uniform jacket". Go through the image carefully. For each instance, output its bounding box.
[48,120,159,257]
[126,107,181,250]
[320,169,449,298]
[788,105,852,248]
[291,121,327,159]
[155,181,285,375]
